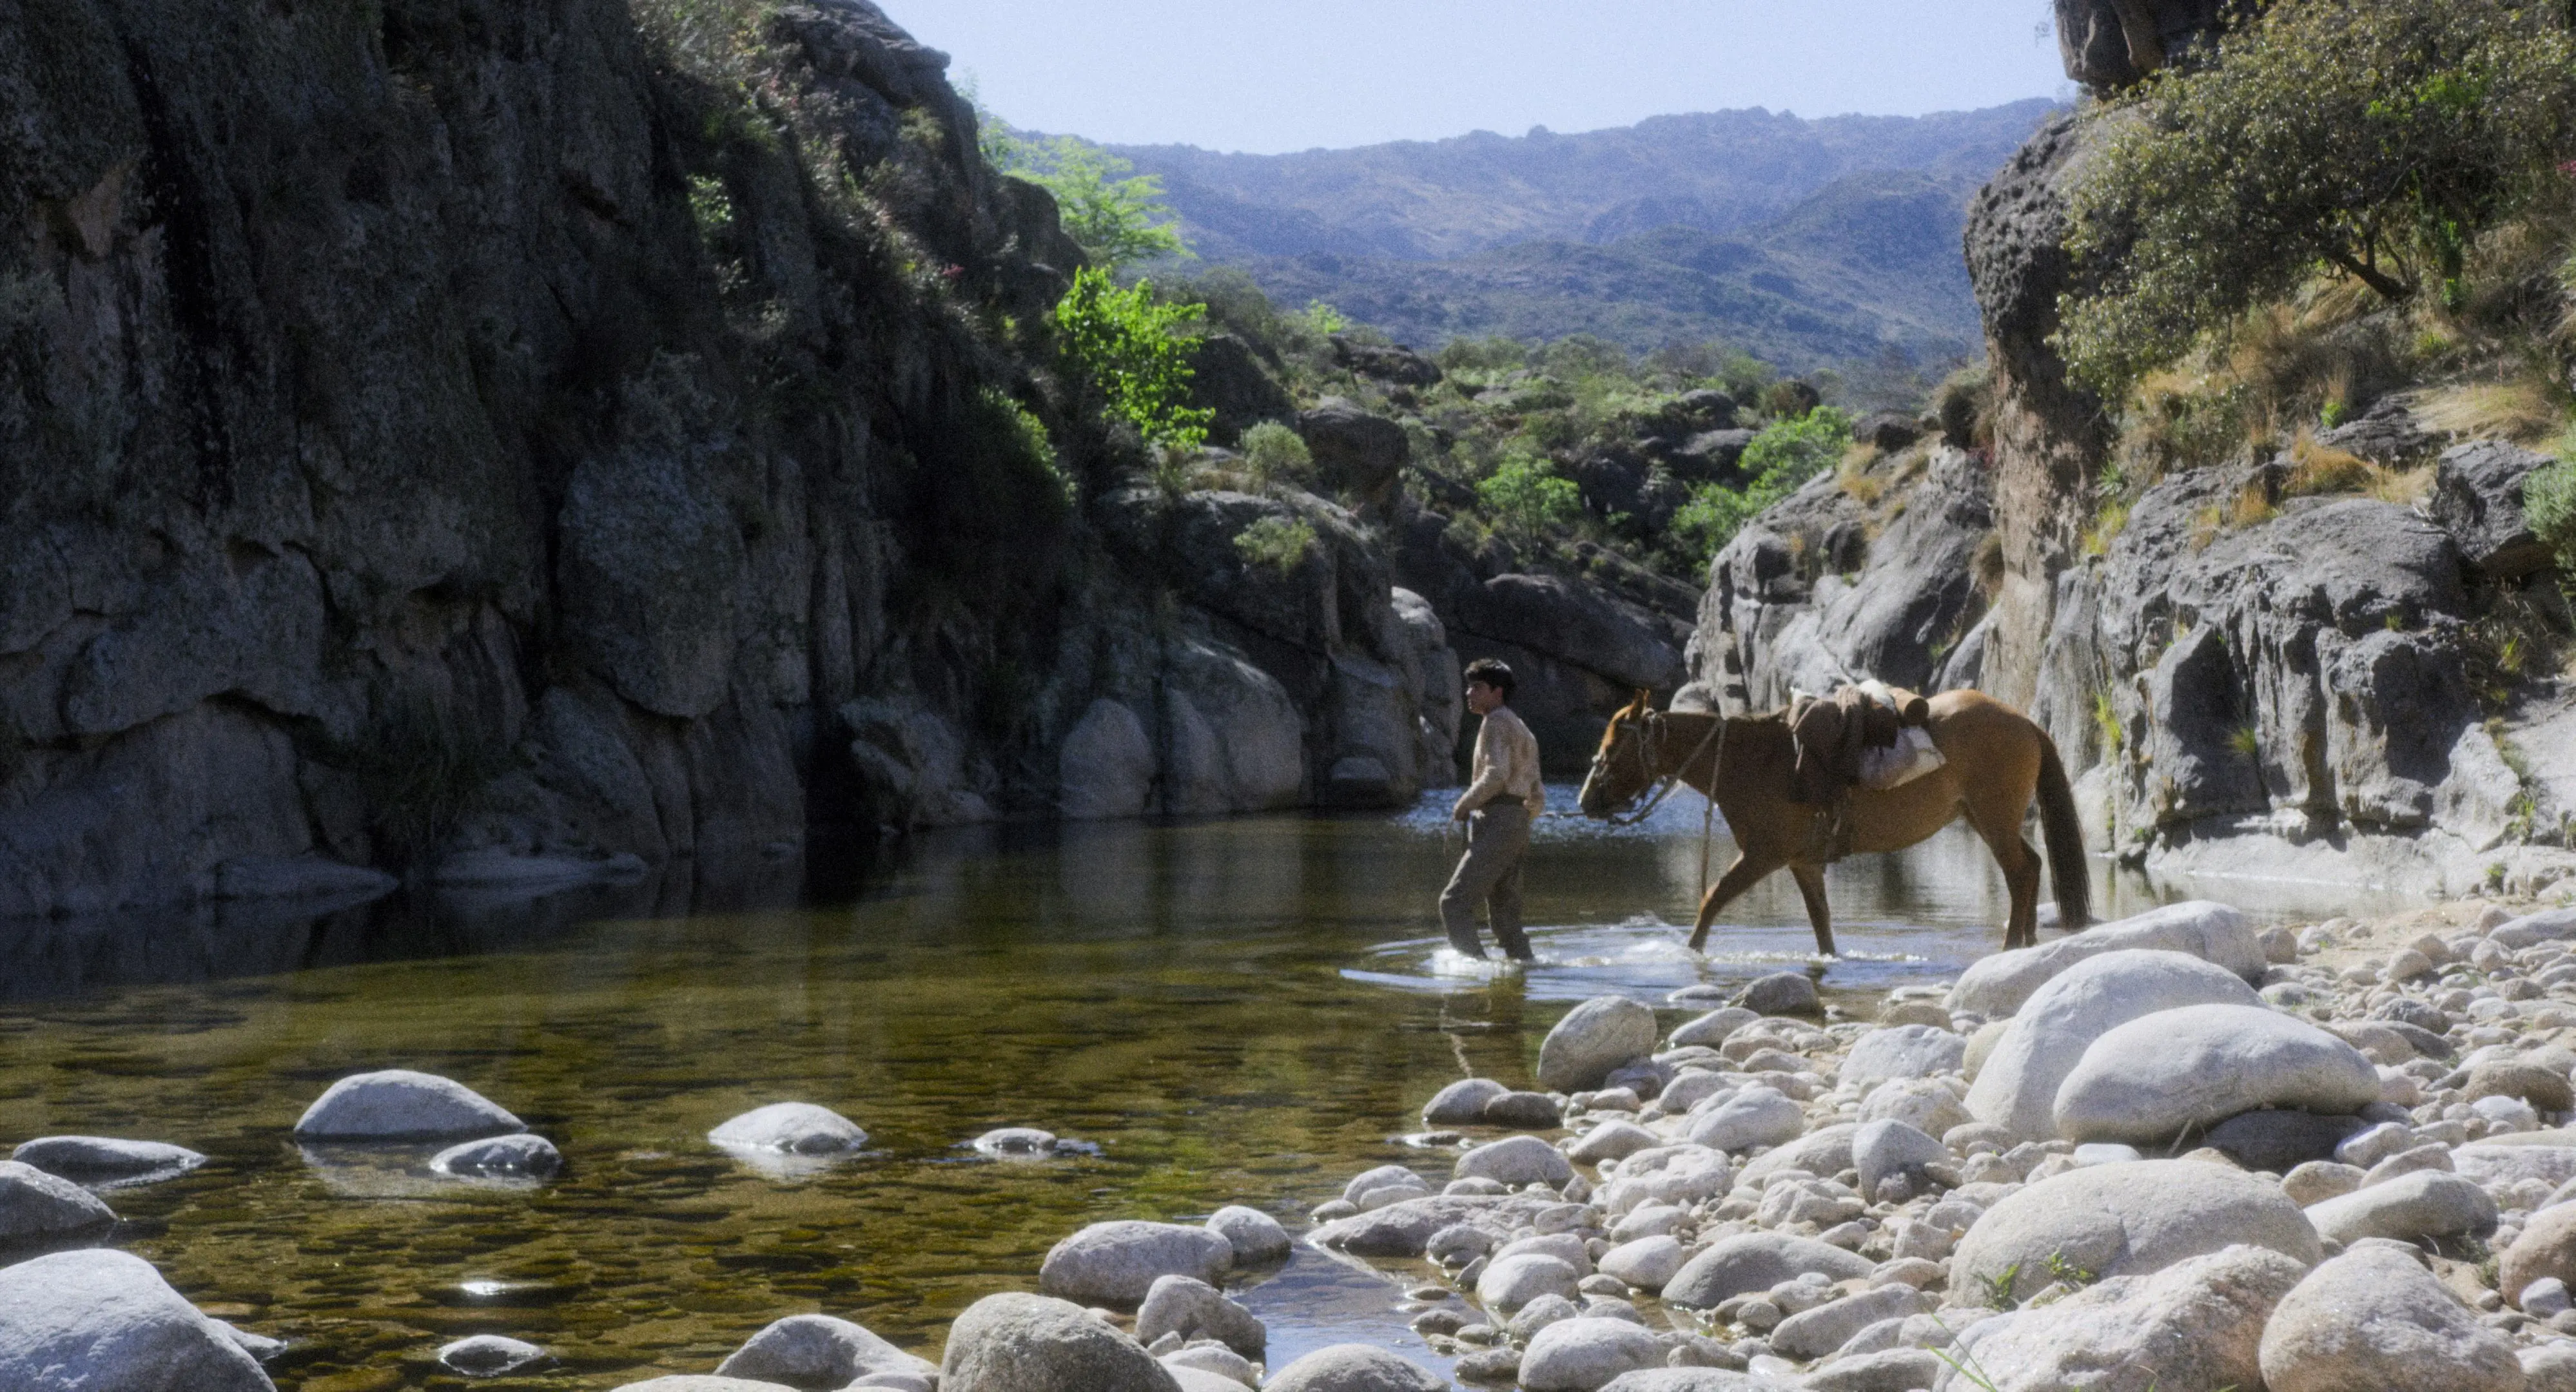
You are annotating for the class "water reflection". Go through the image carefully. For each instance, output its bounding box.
[0,786,2419,1389]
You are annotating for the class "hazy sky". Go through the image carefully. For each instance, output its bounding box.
[878,1,2073,154]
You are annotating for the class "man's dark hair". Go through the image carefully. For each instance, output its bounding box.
[1463,657,1516,701]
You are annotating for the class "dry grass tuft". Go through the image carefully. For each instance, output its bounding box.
[2409,380,2562,444]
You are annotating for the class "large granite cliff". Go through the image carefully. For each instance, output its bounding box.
[0,0,1492,922]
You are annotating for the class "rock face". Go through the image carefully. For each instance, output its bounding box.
[1037,1221,1233,1308]
[1966,948,2263,1139]
[2434,441,2555,580]
[1696,447,1996,710]
[939,1292,1180,1392]
[0,1248,275,1392]
[293,1070,523,1141]
[1950,1161,2319,1304]
[0,0,1469,923]
[1939,1244,2305,1392]
[2050,1003,2382,1145]
[2258,1243,2525,1392]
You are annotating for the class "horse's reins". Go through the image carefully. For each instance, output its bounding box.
[1594,712,1728,901]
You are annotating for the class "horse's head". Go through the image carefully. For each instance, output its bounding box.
[1579,691,1662,820]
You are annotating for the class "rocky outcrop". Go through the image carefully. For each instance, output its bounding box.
[1694,444,1996,710]
[0,0,1470,924]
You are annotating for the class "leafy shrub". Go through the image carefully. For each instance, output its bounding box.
[2060,0,2576,394]
[2526,456,2576,568]
[1476,450,1583,541]
[1674,407,1854,556]
[1233,514,1318,575]
[629,0,778,95]
[1053,267,1215,449]
[1238,421,1314,490]
[1005,137,1187,271]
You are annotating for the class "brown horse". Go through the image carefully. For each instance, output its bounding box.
[1576,690,2091,953]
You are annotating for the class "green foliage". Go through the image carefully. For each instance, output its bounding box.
[971,387,1070,505]
[1004,137,1188,271]
[1673,407,1854,556]
[2061,0,2576,393]
[629,0,778,95]
[1238,421,1314,490]
[1303,300,1352,335]
[1232,514,1317,575]
[1979,1262,2024,1311]
[1476,449,1583,541]
[2528,456,2576,569]
[1053,267,1215,449]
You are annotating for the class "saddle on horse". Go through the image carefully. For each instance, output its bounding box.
[1787,681,1937,860]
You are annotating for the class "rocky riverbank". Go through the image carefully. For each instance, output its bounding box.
[27,895,2576,1389]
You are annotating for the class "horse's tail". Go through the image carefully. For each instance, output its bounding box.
[2034,735,2092,929]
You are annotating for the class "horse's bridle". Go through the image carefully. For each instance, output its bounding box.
[1590,710,1726,826]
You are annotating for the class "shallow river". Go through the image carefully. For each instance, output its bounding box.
[0,789,2411,1389]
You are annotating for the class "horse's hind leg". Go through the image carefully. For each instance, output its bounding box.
[1688,850,1786,952]
[1790,864,1836,958]
[1967,811,2045,949]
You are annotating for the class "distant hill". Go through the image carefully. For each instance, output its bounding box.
[1104,100,2059,371]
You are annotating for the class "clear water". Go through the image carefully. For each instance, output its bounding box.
[0,788,2406,1389]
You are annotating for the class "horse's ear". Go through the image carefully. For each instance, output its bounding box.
[1631,688,1652,713]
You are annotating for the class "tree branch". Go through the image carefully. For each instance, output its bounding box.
[2325,246,2413,300]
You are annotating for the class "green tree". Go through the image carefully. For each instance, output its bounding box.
[2060,0,2576,392]
[1011,137,1188,271]
[1673,407,1852,556]
[1053,267,1214,449]
[1477,449,1583,542]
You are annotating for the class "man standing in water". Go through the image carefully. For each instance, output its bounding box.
[1442,658,1545,962]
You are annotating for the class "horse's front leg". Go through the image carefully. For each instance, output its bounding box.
[1790,864,1836,958]
[1688,850,1785,952]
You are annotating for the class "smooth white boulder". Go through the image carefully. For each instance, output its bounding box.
[1477,1252,1583,1315]
[1937,1244,2306,1392]
[1966,949,2265,1140]
[2302,1170,2499,1246]
[1037,1221,1233,1308]
[1597,1235,1689,1291]
[1456,1134,1574,1188]
[293,1069,523,1140]
[1840,1025,1965,1092]
[439,1334,547,1375]
[429,1133,561,1179]
[1684,1087,1804,1153]
[2258,1242,2524,1392]
[1770,1285,1926,1360]
[1950,1160,2319,1305]
[1851,1119,1948,1203]
[1670,1007,1757,1049]
[716,1313,935,1387]
[2051,1004,2381,1146]
[10,1137,207,1184]
[0,1159,117,1241]
[1661,1232,1875,1309]
[1134,1275,1264,1359]
[0,1248,274,1392]
[1948,901,2261,1018]
[1205,1205,1292,1264]
[1264,1344,1447,1392]
[1539,997,1659,1092]
[1519,1316,1666,1391]
[939,1291,1180,1391]
[707,1103,867,1155]
[1421,1078,1508,1125]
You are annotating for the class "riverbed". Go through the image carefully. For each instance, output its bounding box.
[0,789,2414,1389]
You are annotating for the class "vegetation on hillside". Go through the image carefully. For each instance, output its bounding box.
[2056,0,2576,568]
